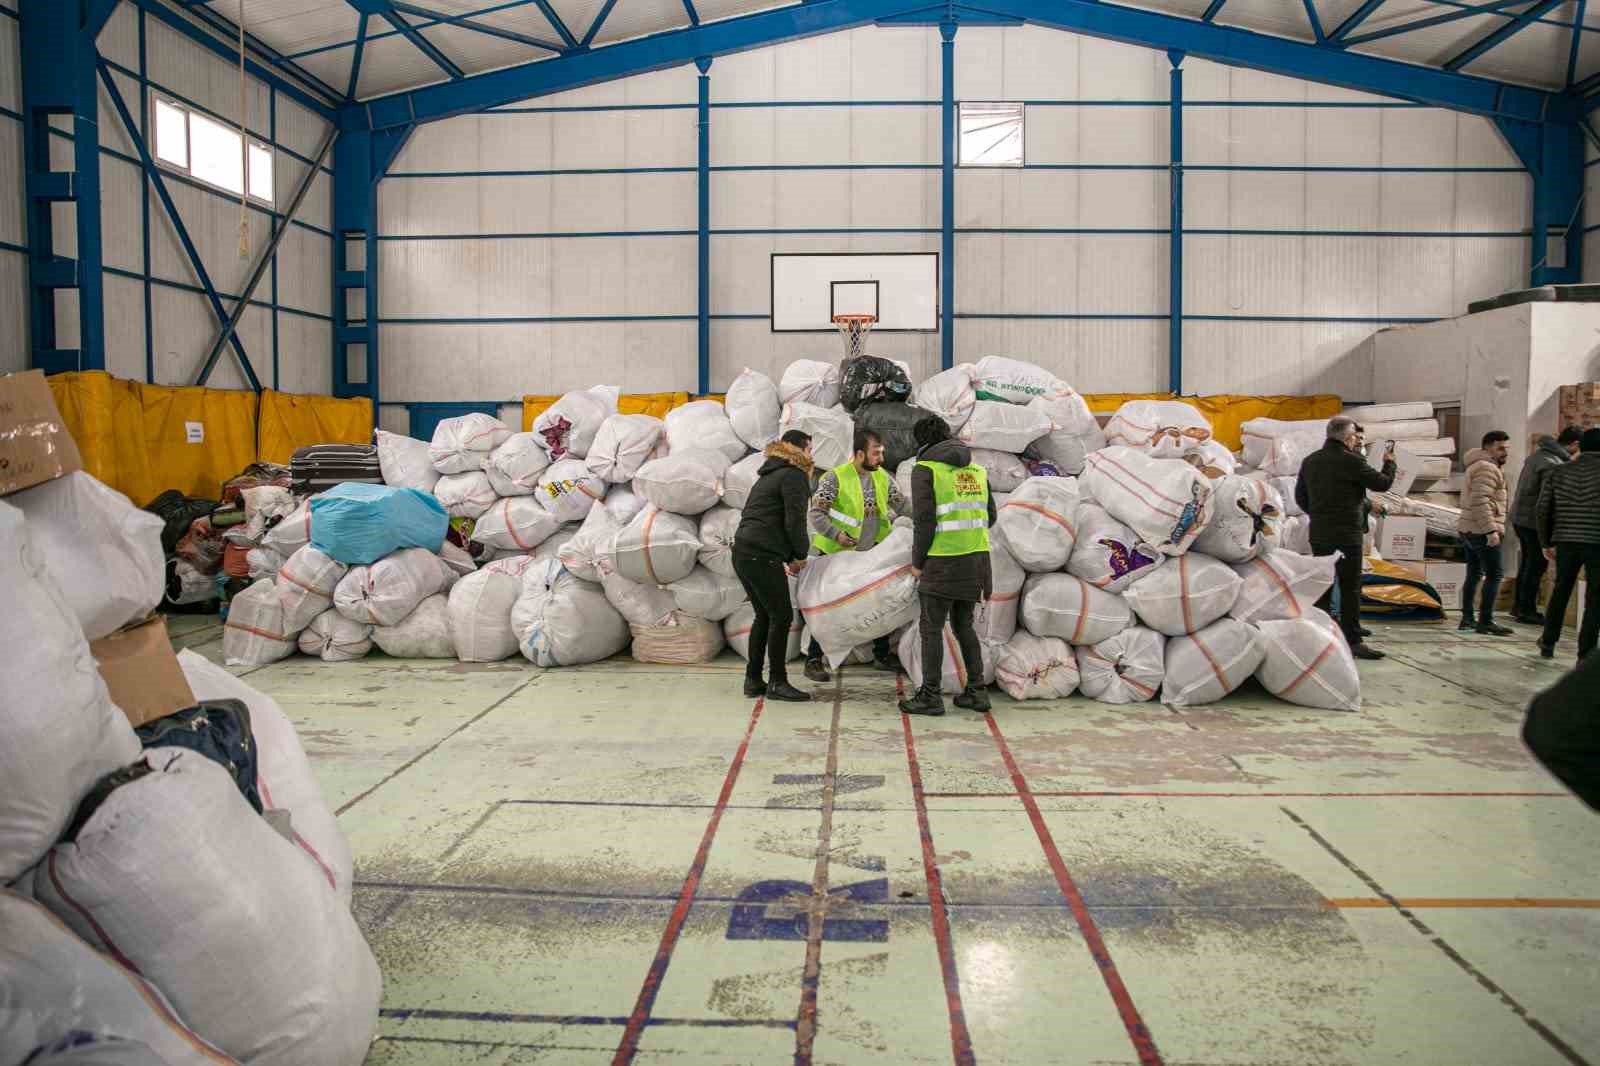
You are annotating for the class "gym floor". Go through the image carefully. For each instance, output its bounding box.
[171,615,1600,1066]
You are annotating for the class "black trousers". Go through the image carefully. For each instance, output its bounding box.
[1460,532,1504,625]
[1311,541,1364,646]
[1514,525,1548,616]
[1540,543,1600,660]
[732,554,795,685]
[1523,653,1600,810]
[918,592,984,695]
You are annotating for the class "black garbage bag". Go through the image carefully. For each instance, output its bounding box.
[855,400,935,471]
[144,489,219,554]
[839,356,913,412]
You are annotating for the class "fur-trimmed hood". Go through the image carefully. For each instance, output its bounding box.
[760,441,814,478]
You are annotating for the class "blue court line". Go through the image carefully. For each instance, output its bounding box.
[381,1008,795,1029]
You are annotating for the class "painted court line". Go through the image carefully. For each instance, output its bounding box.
[899,677,977,1066]
[985,713,1165,1066]
[383,1007,793,1028]
[923,790,1569,799]
[794,675,845,1065]
[1327,898,1600,909]
[1282,807,1591,1066]
[611,696,766,1066]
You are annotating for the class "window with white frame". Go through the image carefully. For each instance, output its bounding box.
[153,97,274,205]
[958,101,1024,167]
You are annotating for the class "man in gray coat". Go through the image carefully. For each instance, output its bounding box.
[1512,427,1582,623]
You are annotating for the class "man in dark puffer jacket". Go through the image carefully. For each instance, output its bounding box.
[732,430,816,702]
[1537,427,1600,661]
[1511,428,1581,624]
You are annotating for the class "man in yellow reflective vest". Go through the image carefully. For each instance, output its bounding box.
[804,427,912,682]
[900,416,996,717]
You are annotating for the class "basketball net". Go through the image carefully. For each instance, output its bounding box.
[833,313,876,363]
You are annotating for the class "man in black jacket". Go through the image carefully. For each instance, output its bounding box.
[1523,653,1600,810]
[732,430,816,702]
[1295,416,1396,660]
[899,417,998,717]
[1512,427,1581,624]
[1537,427,1600,661]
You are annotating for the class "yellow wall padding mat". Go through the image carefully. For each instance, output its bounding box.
[1082,393,1343,450]
[135,384,259,505]
[47,372,147,503]
[258,390,374,465]
[521,392,695,431]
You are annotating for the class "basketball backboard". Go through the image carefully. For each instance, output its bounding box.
[771,253,938,332]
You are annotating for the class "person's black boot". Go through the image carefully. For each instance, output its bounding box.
[1458,614,1476,631]
[804,658,831,683]
[743,675,766,697]
[873,653,903,673]
[1352,645,1386,661]
[1476,621,1513,636]
[953,685,991,712]
[1515,612,1546,625]
[766,680,812,702]
[898,686,945,716]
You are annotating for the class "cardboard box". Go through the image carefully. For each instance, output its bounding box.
[89,616,196,728]
[1423,562,1467,611]
[1377,516,1428,561]
[1557,383,1600,431]
[0,369,82,496]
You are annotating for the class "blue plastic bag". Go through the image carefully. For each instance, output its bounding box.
[309,483,449,565]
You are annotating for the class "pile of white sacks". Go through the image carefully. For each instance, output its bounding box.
[2,474,377,1063]
[228,355,1361,711]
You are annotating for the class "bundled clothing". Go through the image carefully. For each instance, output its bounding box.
[1513,436,1570,620]
[1458,447,1509,629]
[1537,452,1600,658]
[1295,440,1396,648]
[733,442,814,688]
[806,462,910,666]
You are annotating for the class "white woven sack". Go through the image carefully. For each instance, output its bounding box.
[665,400,746,463]
[559,501,621,582]
[371,594,455,658]
[975,526,1027,646]
[223,578,297,666]
[1255,614,1361,710]
[995,476,1080,573]
[20,1035,170,1064]
[0,889,234,1066]
[780,401,853,470]
[898,622,996,694]
[585,414,664,484]
[0,503,139,883]
[995,631,1079,701]
[1082,446,1214,556]
[669,565,747,621]
[724,604,804,662]
[512,560,630,667]
[1180,439,1237,477]
[727,368,782,449]
[1261,431,1322,478]
[611,505,701,585]
[534,458,605,523]
[795,526,919,668]
[448,555,536,662]
[635,448,731,516]
[779,359,841,408]
[1240,418,1330,468]
[722,452,765,510]
[957,400,1052,453]
[632,614,726,664]
[1104,400,1213,457]
[262,499,313,557]
[1358,417,1439,441]
[971,448,1030,492]
[533,386,616,461]
[484,432,551,497]
[334,547,452,626]
[971,356,1069,406]
[276,544,349,631]
[1162,618,1264,706]
[1278,514,1312,554]
[177,650,351,903]
[1122,551,1243,636]
[11,472,165,641]
[598,562,679,627]
[914,365,977,430]
[31,749,381,1066]
[1230,548,1338,624]
[1028,393,1106,475]
[376,429,440,493]
[697,504,741,577]
[1067,502,1166,593]
[1019,572,1133,646]
[473,496,564,552]
[434,470,497,519]
[604,484,647,526]
[246,547,285,581]
[298,609,373,662]
[893,458,916,503]
[1192,476,1283,564]
[1349,401,1432,423]
[1076,626,1166,704]
[531,523,587,570]
[429,412,512,474]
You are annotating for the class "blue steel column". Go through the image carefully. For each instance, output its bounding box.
[1168,51,1184,396]
[696,56,712,396]
[1530,122,1584,286]
[940,20,956,370]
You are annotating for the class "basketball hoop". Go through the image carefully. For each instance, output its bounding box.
[833,313,877,363]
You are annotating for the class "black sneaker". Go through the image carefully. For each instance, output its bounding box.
[1475,622,1513,636]
[953,686,991,712]
[1514,613,1546,625]
[743,677,766,697]
[766,680,812,702]
[1352,645,1386,661]
[873,654,902,673]
[1538,644,1555,659]
[1458,617,1476,631]
[1359,626,1373,638]
[804,659,831,683]
[898,688,946,716]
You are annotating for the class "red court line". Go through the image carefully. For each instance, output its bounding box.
[984,715,1164,1066]
[900,677,977,1066]
[923,790,1570,799]
[612,696,766,1066]
[794,679,844,1065]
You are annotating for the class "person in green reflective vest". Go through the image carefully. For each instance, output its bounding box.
[803,427,912,682]
[900,416,997,717]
